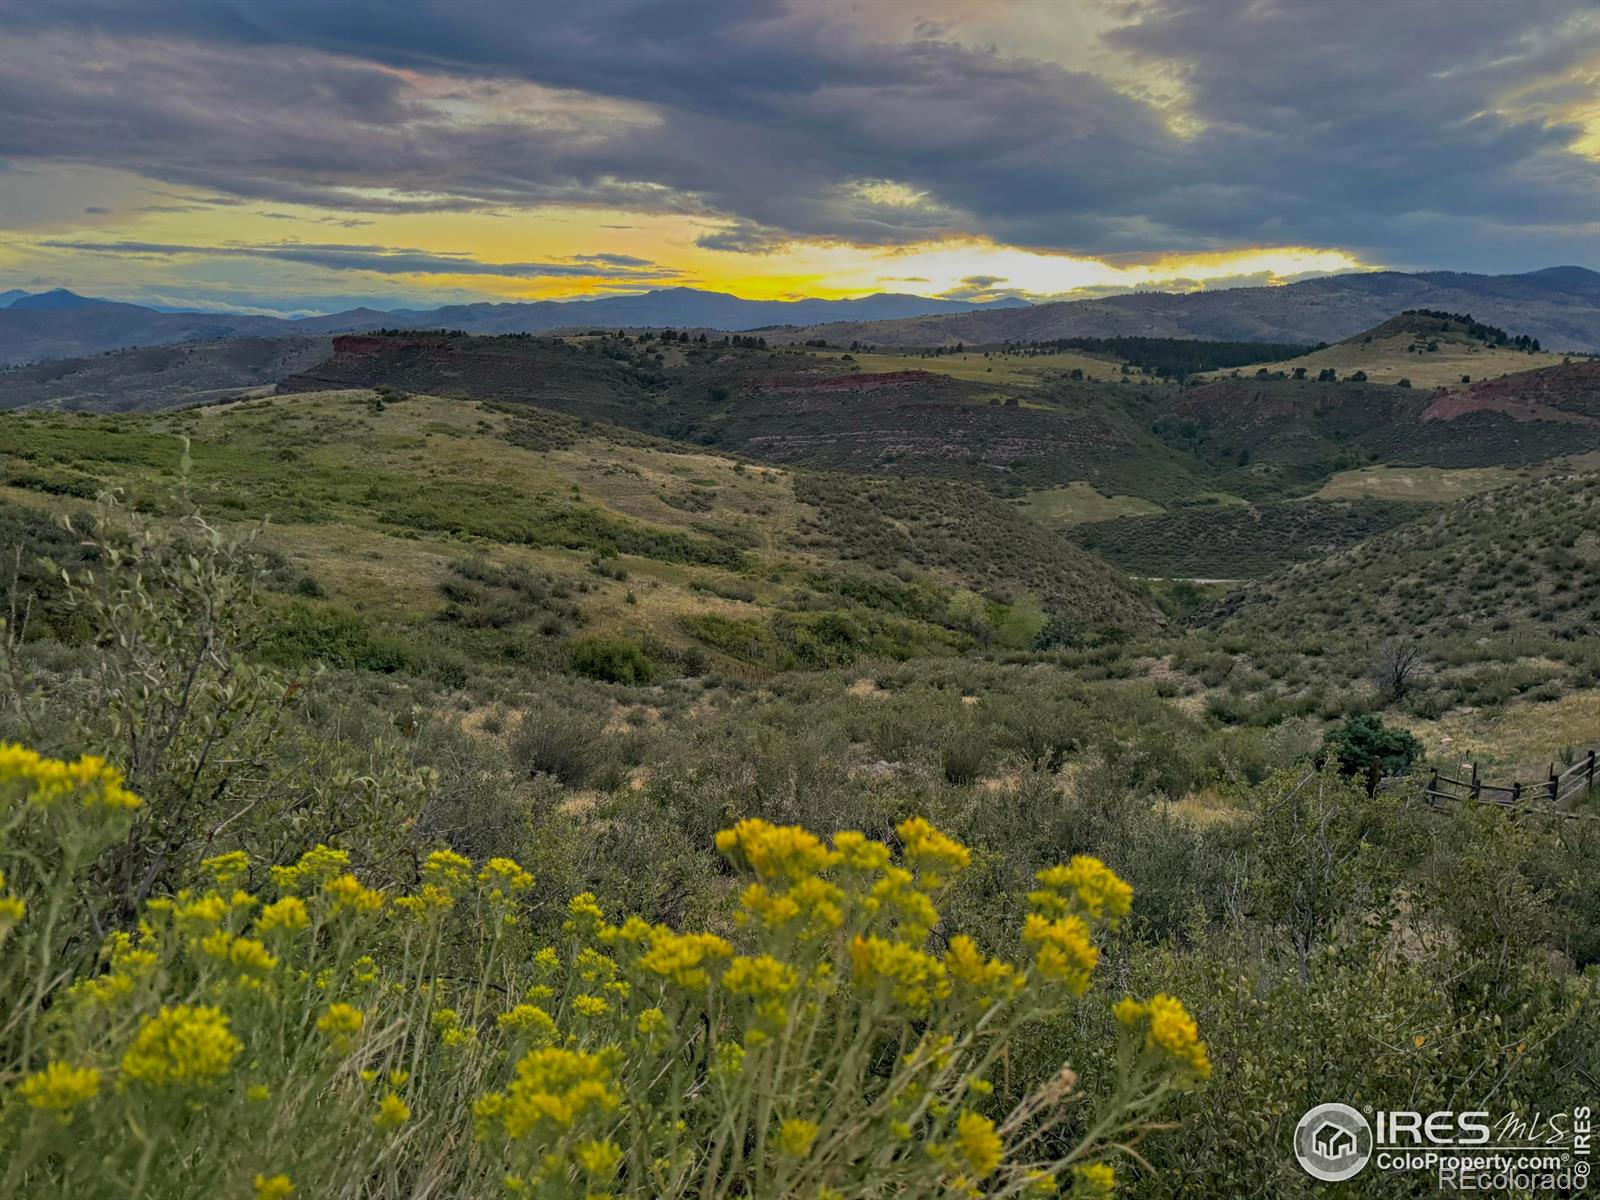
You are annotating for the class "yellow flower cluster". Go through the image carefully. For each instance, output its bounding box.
[943,935,1022,1006]
[897,817,971,887]
[19,1061,101,1112]
[953,1110,1004,1177]
[373,1092,411,1130]
[1114,994,1211,1081]
[316,1002,364,1039]
[257,896,310,934]
[421,848,474,895]
[270,845,350,895]
[323,873,385,915]
[0,743,142,810]
[477,1047,620,1139]
[776,1118,820,1157]
[850,934,950,1013]
[721,953,799,998]
[1030,858,1132,929]
[253,1174,294,1200]
[499,1004,558,1042]
[0,868,25,938]
[1071,1162,1116,1197]
[637,928,733,991]
[1021,914,1099,996]
[120,1004,240,1087]
[715,819,839,882]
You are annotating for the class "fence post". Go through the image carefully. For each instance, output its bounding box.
[1470,761,1480,800]
[1549,763,1559,803]
[1367,756,1381,798]
[1588,750,1596,795]
[1427,766,1438,805]
[1511,781,1521,806]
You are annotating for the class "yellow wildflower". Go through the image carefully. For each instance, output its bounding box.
[565,892,605,932]
[422,848,474,894]
[121,1005,240,1087]
[638,929,732,991]
[896,817,970,885]
[953,1111,1003,1177]
[849,935,950,1012]
[834,830,892,871]
[1021,913,1098,995]
[19,1061,101,1112]
[479,1047,620,1140]
[1115,994,1210,1080]
[573,994,611,1018]
[715,819,840,882]
[776,1118,819,1157]
[270,845,349,894]
[256,896,310,934]
[1070,1162,1114,1197]
[1032,858,1132,929]
[323,873,384,915]
[480,857,534,898]
[253,1174,294,1200]
[498,1004,557,1043]
[722,954,799,998]
[172,894,228,931]
[200,850,250,888]
[0,744,141,810]
[316,1003,364,1043]
[374,1092,411,1129]
[636,1008,667,1038]
[576,1138,623,1176]
[944,935,1022,1003]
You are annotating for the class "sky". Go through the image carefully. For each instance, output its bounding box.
[0,0,1597,316]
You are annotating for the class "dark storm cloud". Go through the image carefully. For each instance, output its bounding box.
[37,239,683,280]
[2,1,1597,268]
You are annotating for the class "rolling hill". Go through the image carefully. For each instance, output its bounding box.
[0,388,1162,677]
[1207,471,1600,695]
[0,336,332,412]
[768,267,1600,353]
[1206,310,1572,388]
[0,286,1028,366]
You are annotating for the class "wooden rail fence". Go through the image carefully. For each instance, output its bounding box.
[1413,749,1598,820]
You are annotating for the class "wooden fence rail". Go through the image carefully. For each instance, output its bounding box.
[1413,747,1598,821]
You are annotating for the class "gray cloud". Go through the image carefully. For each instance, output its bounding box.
[0,1,1595,271]
[36,238,684,280]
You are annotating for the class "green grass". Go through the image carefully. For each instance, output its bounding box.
[821,348,1125,385]
[1312,465,1520,501]
[1017,483,1163,527]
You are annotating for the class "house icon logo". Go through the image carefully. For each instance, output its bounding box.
[1294,1103,1373,1181]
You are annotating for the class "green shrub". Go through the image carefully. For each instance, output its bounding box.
[569,636,660,684]
[1321,714,1422,777]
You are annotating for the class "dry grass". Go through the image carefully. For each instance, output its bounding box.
[1399,689,1600,777]
[1210,334,1567,390]
[826,349,1124,386]
[1019,482,1164,527]
[1311,465,1519,502]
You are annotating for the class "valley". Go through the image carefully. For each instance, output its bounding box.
[5,299,1600,1200]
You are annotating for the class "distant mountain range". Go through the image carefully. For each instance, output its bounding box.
[0,287,1028,366]
[769,267,1600,354]
[2,269,1599,367]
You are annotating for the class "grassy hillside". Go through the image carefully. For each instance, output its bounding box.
[0,389,1164,681]
[1207,311,1571,389]
[1206,472,1600,708]
[0,336,332,412]
[1073,498,1430,578]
